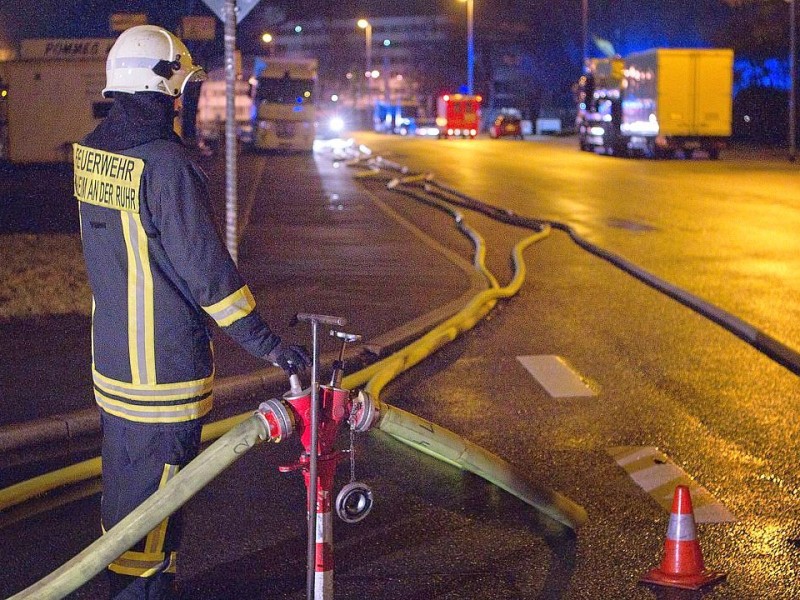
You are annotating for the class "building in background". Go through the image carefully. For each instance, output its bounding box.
[264,14,535,131]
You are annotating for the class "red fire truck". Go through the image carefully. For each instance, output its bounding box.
[435,93,482,138]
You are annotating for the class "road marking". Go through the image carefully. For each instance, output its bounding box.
[516,355,597,397]
[608,446,736,523]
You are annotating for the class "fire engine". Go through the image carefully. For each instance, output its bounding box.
[436,93,482,138]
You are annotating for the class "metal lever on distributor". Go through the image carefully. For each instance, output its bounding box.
[329,330,362,387]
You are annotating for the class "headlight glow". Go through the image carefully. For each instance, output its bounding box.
[329,116,345,132]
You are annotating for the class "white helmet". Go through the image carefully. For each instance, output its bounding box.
[103,25,206,98]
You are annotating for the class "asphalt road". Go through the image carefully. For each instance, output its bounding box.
[355,132,800,355]
[1,135,798,599]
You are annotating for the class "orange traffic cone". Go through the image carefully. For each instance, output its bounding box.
[640,485,726,590]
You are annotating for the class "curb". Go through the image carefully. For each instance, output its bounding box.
[0,174,486,460]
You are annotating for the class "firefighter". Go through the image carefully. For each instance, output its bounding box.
[73,25,310,599]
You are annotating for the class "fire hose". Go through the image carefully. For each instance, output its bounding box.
[7,409,288,600]
[3,146,589,599]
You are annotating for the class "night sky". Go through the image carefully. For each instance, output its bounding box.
[0,0,750,103]
[2,1,730,49]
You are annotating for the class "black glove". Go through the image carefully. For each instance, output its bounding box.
[266,341,312,374]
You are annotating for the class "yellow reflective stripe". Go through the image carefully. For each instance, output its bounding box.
[91,297,96,366]
[93,369,214,400]
[145,464,179,555]
[120,212,156,385]
[120,213,141,383]
[203,285,256,327]
[165,552,177,573]
[136,213,156,384]
[109,550,177,577]
[95,390,213,423]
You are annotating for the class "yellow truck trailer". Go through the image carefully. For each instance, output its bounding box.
[577,48,734,159]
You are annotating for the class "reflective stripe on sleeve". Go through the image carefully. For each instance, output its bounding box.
[202,285,256,327]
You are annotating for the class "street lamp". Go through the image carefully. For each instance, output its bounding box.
[458,0,474,95]
[357,19,372,75]
[261,32,274,57]
[358,19,373,121]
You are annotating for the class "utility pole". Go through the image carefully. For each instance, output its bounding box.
[582,0,589,70]
[790,0,797,161]
[223,0,238,262]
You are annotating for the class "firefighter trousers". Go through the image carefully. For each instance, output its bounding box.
[100,410,203,600]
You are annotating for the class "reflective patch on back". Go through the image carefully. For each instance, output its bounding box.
[73,144,144,213]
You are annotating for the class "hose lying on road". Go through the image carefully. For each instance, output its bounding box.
[423,177,800,377]
[7,414,274,600]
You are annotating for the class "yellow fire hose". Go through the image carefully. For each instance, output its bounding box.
[1,158,587,598]
[340,223,587,531]
[7,414,274,600]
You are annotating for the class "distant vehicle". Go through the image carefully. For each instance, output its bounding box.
[575,48,733,158]
[436,93,482,138]
[414,117,441,137]
[373,100,394,133]
[489,114,524,139]
[373,99,420,135]
[196,69,253,145]
[249,57,318,152]
[0,38,114,163]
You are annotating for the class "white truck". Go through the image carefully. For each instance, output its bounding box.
[0,38,114,163]
[195,68,254,145]
[248,57,318,152]
[576,48,734,158]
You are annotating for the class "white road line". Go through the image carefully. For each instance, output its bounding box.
[608,446,736,523]
[516,355,597,397]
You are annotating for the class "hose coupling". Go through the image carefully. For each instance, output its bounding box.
[349,390,380,433]
[257,398,295,442]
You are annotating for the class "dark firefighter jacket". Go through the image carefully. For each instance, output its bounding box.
[74,92,280,424]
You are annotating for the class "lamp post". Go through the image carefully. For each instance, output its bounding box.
[459,0,475,95]
[581,0,589,70]
[357,19,372,121]
[357,19,372,76]
[261,32,273,56]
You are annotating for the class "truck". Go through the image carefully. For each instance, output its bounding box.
[195,68,253,146]
[0,38,114,163]
[576,48,734,159]
[435,93,482,139]
[249,57,318,152]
